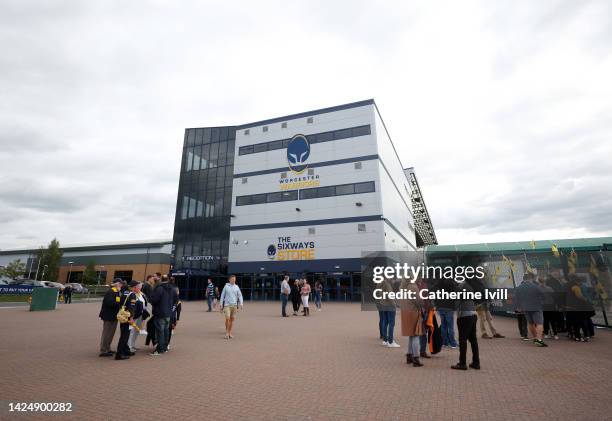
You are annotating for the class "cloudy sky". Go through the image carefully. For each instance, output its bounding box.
[1,0,611,250]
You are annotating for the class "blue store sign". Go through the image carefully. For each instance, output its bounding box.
[0,285,36,295]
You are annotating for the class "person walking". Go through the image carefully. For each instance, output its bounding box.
[290,279,301,316]
[301,279,311,316]
[115,281,137,360]
[219,275,244,339]
[149,275,178,355]
[98,278,124,357]
[280,275,291,317]
[400,279,424,366]
[451,280,480,370]
[314,281,323,311]
[63,284,73,304]
[205,278,215,312]
[515,271,547,347]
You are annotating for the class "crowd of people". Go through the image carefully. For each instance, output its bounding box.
[98,273,180,360]
[377,268,599,370]
[515,269,597,344]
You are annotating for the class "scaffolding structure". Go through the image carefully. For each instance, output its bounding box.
[404,167,438,247]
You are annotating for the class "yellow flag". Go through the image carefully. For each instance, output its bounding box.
[502,254,516,272]
[530,240,536,250]
[525,260,534,274]
[551,244,560,258]
[494,265,501,277]
[568,249,577,274]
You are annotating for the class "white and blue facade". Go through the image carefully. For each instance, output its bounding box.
[172,100,427,300]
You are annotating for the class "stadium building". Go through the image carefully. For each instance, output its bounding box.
[171,99,437,300]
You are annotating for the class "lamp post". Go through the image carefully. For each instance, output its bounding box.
[41,264,48,281]
[97,265,105,286]
[67,261,74,283]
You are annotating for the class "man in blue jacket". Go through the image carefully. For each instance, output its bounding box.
[149,275,178,355]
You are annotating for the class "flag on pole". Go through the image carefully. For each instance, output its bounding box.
[530,240,536,250]
[502,254,516,272]
[551,244,560,258]
[589,255,599,279]
[568,249,577,274]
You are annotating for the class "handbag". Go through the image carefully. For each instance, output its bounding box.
[116,294,131,323]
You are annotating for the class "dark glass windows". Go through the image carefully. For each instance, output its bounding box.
[238,125,371,156]
[235,182,375,206]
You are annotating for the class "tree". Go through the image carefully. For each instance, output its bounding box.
[83,260,97,284]
[1,259,26,279]
[36,238,63,282]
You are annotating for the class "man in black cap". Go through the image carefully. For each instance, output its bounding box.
[115,280,138,360]
[98,278,124,357]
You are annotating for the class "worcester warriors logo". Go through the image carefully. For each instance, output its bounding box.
[267,244,277,259]
[287,134,310,173]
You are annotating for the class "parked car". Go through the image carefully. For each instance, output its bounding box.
[41,281,65,291]
[67,283,88,293]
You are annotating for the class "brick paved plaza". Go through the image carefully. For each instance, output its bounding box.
[1,301,612,420]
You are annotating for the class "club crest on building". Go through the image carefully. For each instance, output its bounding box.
[287,134,310,173]
[267,244,277,259]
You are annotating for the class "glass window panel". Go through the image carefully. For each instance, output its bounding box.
[188,198,196,218]
[316,131,333,143]
[251,193,267,205]
[212,128,220,142]
[267,192,282,203]
[192,147,202,171]
[196,199,203,217]
[281,190,298,201]
[299,188,317,200]
[355,181,375,193]
[186,151,193,171]
[352,125,371,137]
[209,142,219,167]
[220,127,229,141]
[218,141,228,166]
[253,143,267,153]
[335,184,355,196]
[282,139,290,148]
[236,196,251,206]
[203,128,212,144]
[317,186,335,198]
[268,140,283,150]
[195,128,204,145]
[215,190,224,215]
[181,196,189,220]
[187,129,196,147]
[224,191,232,211]
[334,128,352,140]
